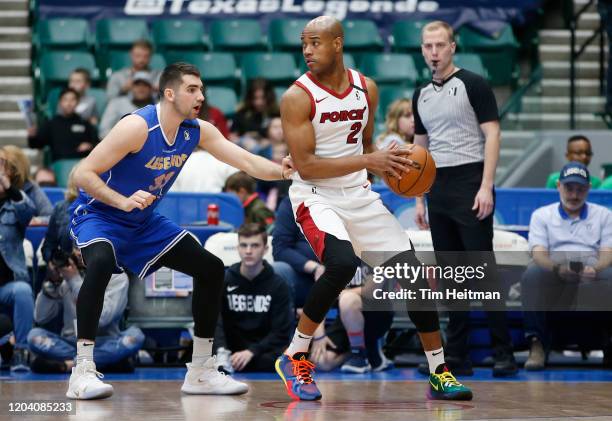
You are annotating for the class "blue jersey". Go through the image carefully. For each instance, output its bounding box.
[72,104,200,224]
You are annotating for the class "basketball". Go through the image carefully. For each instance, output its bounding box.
[383,145,436,197]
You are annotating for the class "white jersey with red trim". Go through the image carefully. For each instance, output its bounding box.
[292,68,370,188]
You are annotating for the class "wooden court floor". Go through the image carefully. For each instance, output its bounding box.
[1,380,612,420]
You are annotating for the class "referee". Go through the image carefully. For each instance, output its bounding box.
[412,21,517,377]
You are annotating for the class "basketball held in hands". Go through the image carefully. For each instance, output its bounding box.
[383,144,436,197]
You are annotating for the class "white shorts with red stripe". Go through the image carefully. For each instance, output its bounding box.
[289,182,413,266]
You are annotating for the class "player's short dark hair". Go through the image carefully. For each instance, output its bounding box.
[237,223,267,244]
[159,62,201,96]
[59,87,80,101]
[567,134,591,145]
[71,67,91,83]
[224,171,256,194]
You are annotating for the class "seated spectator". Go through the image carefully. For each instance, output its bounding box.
[58,68,99,125]
[42,168,78,263]
[99,71,156,138]
[3,145,53,224]
[522,162,612,371]
[375,98,415,150]
[224,171,275,230]
[27,88,98,161]
[106,39,161,100]
[272,196,323,308]
[310,268,394,374]
[230,79,279,154]
[170,146,239,193]
[198,92,230,138]
[546,135,602,189]
[258,116,290,210]
[33,167,57,188]
[0,147,36,372]
[214,223,293,373]
[28,248,144,373]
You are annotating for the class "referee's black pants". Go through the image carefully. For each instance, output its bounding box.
[426,162,513,360]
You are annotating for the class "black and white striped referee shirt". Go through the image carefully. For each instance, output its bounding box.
[412,68,498,168]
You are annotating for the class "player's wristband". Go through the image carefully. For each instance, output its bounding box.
[313,336,326,342]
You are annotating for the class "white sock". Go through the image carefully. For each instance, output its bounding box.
[192,336,213,366]
[76,340,95,365]
[285,329,313,356]
[425,347,445,374]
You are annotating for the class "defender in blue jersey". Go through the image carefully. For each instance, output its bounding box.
[66,63,293,400]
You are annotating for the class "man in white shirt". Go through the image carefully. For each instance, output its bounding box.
[170,146,239,193]
[522,162,612,371]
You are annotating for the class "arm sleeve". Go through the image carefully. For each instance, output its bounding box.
[30,184,53,217]
[12,191,36,228]
[42,207,60,263]
[272,200,313,272]
[412,88,427,135]
[248,279,294,356]
[85,121,99,144]
[33,290,61,325]
[99,101,118,139]
[528,208,549,251]
[106,73,123,100]
[28,120,50,149]
[464,74,499,123]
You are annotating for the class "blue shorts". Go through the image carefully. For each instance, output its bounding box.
[70,211,189,279]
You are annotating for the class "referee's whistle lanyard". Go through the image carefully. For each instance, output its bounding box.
[431,66,456,91]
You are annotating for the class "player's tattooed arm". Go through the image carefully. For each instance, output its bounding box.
[198,119,293,181]
[74,115,155,212]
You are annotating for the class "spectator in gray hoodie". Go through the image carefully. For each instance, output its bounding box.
[27,248,144,373]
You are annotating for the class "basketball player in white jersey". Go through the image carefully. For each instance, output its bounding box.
[274,16,472,401]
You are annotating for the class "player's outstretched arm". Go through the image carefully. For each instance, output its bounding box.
[74,115,155,212]
[198,120,292,181]
[283,85,411,180]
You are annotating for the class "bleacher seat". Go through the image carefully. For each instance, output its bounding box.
[359,53,417,88]
[343,19,384,55]
[95,18,149,52]
[391,20,430,81]
[457,23,519,86]
[209,19,265,53]
[268,18,310,52]
[45,87,108,119]
[204,232,274,267]
[241,52,297,86]
[377,85,415,121]
[454,53,488,80]
[152,19,208,53]
[51,159,80,187]
[36,51,99,99]
[35,18,90,53]
[166,52,237,90]
[206,86,238,118]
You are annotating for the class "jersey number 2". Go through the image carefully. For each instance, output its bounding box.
[346,122,362,144]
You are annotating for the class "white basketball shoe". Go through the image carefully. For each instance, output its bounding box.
[181,356,248,395]
[66,360,114,400]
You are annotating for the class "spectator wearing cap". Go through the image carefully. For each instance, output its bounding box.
[522,162,612,371]
[545,135,602,189]
[28,88,98,162]
[99,71,156,138]
[106,39,161,100]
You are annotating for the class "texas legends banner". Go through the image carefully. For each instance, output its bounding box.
[37,0,543,38]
